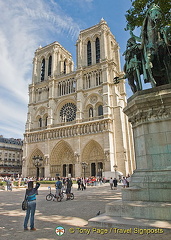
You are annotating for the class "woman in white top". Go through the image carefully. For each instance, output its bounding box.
[122,177,127,188]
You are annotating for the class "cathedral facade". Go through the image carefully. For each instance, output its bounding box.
[22,19,135,179]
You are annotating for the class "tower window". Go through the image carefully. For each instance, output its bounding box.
[48,56,52,76]
[64,60,66,74]
[41,59,45,81]
[96,72,101,86]
[87,41,92,66]
[96,37,100,63]
[88,75,91,88]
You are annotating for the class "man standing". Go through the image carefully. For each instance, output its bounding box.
[55,177,62,201]
[113,178,118,190]
[77,178,81,190]
[66,178,72,200]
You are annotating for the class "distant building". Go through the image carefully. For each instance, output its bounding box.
[22,19,135,179]
[0,136,23,177]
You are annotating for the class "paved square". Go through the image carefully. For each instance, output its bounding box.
[0,184,171,240]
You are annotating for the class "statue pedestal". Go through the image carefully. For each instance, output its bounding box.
[108,84,171,221]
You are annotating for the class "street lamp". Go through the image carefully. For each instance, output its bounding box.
[32,155,43,180]
[81,162,88,179]
[113,164,118,178]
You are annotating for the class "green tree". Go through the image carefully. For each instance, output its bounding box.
[125,0,171,30]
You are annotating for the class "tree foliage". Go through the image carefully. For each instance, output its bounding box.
[125,0,171,30]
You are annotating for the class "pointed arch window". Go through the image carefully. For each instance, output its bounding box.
[87,41,92,66]
[98,105,103,116]
[39,118,42,127]
[41,59,45,81]
[45,116,48,126]
[48,55,52,76]
[96,37,100,63]
[89,107,93,118]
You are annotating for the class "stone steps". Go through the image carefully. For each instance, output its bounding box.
[105,200,171,220]
[88,213,171,229]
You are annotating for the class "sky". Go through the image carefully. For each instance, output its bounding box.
[0,0,135,139]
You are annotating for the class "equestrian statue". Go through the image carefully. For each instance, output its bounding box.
[114,3,171,93]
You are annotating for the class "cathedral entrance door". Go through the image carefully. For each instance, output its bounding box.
[69,164,73,177]
[97,162,103,177]
[63,164,67,177]
[91,163,96,177]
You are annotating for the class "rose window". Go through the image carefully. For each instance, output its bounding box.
[60,103,77,122]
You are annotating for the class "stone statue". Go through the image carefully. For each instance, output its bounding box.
[122,3,171,93]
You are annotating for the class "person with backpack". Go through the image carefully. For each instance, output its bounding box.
[55,177,62,201]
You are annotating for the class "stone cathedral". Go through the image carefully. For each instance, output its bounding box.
[22,19,135,179]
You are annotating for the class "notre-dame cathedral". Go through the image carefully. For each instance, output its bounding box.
[22,19,135,179]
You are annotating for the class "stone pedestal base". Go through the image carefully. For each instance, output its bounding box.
[108,84,171,221]
[106,200,171,220]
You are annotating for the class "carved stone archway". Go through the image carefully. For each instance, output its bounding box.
[82,140,105,177]
[50,140,75,177]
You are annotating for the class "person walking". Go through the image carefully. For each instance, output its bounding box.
[113,178,118,190]
[126,175,131,187]
[77,178,81,190]
[81,178,85,191]
[23,181,40,231]
[110,177,113,190]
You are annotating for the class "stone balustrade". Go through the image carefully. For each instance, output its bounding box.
[24,118,111,143]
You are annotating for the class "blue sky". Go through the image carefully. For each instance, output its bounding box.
[0,0,134,139]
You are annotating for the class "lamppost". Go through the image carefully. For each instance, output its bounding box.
[81,162,88,179]
[32,155,43,180]
[113,164,118,179]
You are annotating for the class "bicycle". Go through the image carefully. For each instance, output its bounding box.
[62,189,74,200]
[46,187,55,201]
[46,187,64,202]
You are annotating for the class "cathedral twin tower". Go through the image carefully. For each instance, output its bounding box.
[22,19,135,179]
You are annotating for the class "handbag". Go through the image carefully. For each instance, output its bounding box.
[22,193,28,211]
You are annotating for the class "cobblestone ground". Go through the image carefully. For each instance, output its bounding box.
[0,184,171,240]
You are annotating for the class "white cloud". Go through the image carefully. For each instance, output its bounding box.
[0,0,80,139]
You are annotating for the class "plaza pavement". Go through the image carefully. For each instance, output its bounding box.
[0,183,171,240]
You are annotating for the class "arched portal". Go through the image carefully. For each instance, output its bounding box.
[50,140,75,177]
[82,140,105,177]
